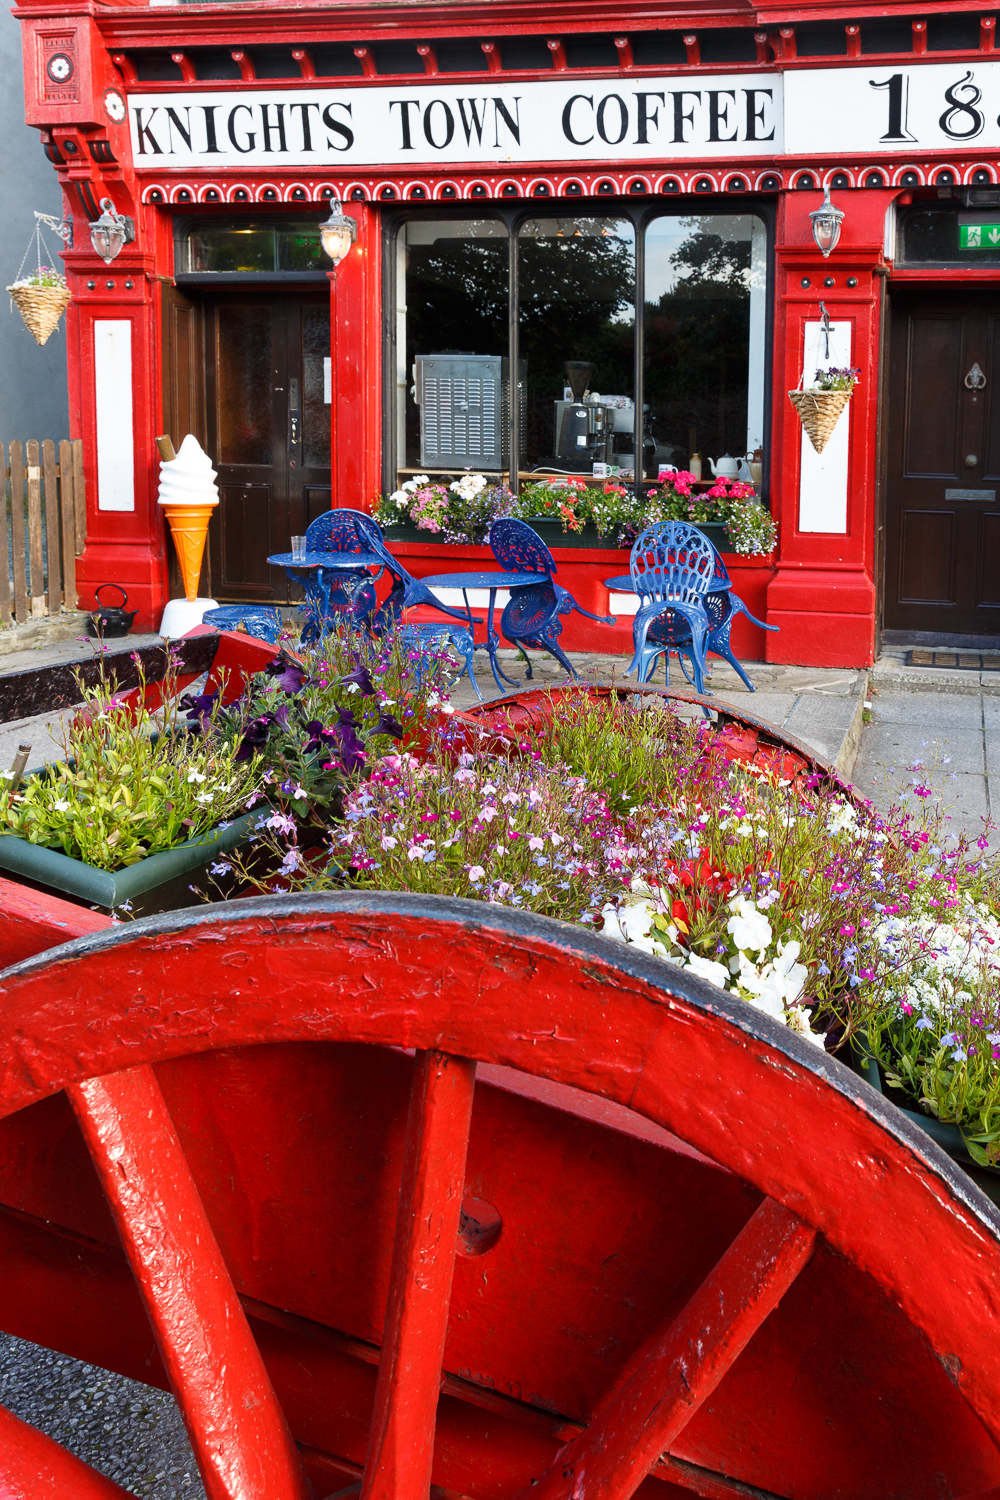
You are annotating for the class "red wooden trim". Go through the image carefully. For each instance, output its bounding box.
[845,22,861,57]
[0,875,112,967]
[683,32,701,65]
[111,51,137,85]
[0,1404,137,1497]
[516,1198,816,1499]
[982,17,996,52]
[482,41,502,71]
[778,26,796,58]
[231,49,256,80]
[911,20,927,55]
[68,1064,312,1500]
[547,38,567,69]
[755,30,771,63]
[292,47,316,78]
[354,45,376,76]
[417,43,438,74]
[170,51,196,83]
[614,36,633,68]
[361,1050,477,1500]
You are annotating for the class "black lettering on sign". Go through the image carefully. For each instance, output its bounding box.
[596,93,628,145]
[708,90,737,142]
[202,105,222,154]
[744,88,774,141]
[165,107,193,152]
[633,92,665,145]
[671,90,701,143]
[940,70,984,139]
[457,98,488,145]
[322,101,354,151]
[228,103,255,153]
[134,106,163,155]
[493,97,521,146]
[389,99,420,149]
[562,95,593,145]
[423,99,455,149]
[290,101,320,151]
[871,74,915,141]
[261,102,287,152]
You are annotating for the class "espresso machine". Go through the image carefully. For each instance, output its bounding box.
[554,361,608,470]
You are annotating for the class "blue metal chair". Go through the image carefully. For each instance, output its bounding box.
[626,523,715,693]
[488,519,616,682]
[202,606,283,645]
[367,535,481,637]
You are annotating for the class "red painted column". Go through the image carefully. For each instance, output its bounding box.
[766,189,891,668]
[331,200,382,514]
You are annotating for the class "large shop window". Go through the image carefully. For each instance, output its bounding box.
[897,200,1000,267]
[391,208,769,491]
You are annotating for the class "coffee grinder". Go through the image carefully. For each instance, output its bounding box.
[554,361,607,469]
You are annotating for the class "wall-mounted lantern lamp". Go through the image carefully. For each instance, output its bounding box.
[319,199,358,267]
[89,198,136,264]
[810,186,845,258]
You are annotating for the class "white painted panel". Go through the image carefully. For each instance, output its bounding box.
[94,320,135,513]
[130,75,783,169]
[430,586,511,608]
[323,357,331,404]
[610,591,640,616]
[797,320,851,535]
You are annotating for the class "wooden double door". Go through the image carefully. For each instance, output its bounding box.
[885,291,1000,636]
[162,287,331,602]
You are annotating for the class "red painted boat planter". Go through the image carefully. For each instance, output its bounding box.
[1,896,1000,1498]
[383,540,777,661]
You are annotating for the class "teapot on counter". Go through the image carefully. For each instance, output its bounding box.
[86,584,138,639]
[705,455,740,479]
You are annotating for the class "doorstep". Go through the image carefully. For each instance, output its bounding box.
[872,644,1000,697]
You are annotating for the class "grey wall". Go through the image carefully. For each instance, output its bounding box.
[0,4,69,445]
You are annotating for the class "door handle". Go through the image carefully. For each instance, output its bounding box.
[965,453,979,467]
[290,416,300,447]
[965,363,987,389]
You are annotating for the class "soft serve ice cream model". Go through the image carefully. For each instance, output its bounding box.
[156,434,219,637]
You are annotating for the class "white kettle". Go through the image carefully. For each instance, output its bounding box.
[705,455,740,479]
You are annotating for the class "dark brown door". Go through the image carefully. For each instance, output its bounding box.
[885,291,1000,635]
[161,283,210,599]
[204,292,331,603]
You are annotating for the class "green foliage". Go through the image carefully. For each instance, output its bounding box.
[0,660,262,870]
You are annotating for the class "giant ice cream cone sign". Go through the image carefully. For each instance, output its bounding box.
[157,434,219,601]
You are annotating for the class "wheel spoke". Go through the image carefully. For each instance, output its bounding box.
[0,1402,138,1496]
[67,1064,311,1500]
[361,1050,477,1500]
[516,1198,817,1500]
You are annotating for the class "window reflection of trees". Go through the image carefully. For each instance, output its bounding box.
[644,219,753,471]
[518,222,635,468]
[404,236,509,467]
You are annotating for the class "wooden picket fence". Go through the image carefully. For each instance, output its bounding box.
[1,439,86,626]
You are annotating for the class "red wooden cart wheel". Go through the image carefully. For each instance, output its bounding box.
[1,894,1000,1500]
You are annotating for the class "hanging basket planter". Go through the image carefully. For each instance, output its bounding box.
[788,387,852,454]
[6,280,72,347]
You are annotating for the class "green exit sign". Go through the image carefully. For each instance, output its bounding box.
[960,224,1000,248]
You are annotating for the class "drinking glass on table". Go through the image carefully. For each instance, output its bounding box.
[291,536,307,562]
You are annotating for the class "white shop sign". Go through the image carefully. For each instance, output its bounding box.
[130,61,1000,170]
[128,73,783,167]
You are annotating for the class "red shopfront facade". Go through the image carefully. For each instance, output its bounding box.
[14,0,1000,666]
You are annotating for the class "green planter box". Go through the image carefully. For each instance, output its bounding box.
[0,805,263,917]
[693,522,733,552]
[850,1042,1000,1204]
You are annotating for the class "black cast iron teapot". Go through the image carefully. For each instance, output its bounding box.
[86,584,138,639]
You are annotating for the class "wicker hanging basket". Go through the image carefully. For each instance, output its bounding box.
[7,281,72,347]
[788,387,852,455]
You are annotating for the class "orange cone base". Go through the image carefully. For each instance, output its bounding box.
[162,503,216,602]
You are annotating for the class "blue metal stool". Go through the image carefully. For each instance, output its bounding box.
[202,606,283,645]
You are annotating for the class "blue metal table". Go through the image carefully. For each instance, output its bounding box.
[268,550,384,639]
[420,570,552,693]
